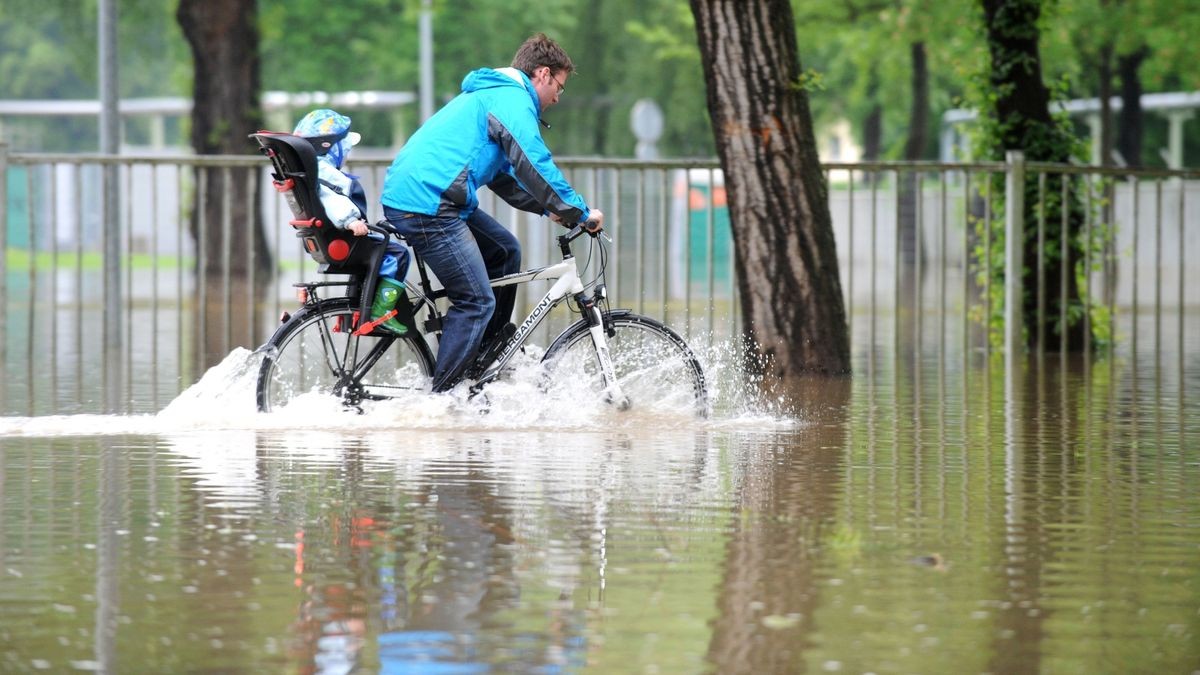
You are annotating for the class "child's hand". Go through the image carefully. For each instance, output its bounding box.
[348,220,369,236]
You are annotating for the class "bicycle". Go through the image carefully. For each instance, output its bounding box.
[251,131,708,417]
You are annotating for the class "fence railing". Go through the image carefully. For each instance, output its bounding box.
[2,144,1198,414]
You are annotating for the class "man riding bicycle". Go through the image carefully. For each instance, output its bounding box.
[381,32,604,393]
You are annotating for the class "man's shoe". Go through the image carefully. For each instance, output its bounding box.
[466,323,516,380]
[371,277,408,335]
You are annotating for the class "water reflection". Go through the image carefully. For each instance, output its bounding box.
[0,349,1198,672]
[706,378,849,673]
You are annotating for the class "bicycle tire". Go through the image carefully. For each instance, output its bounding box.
[542,311,708,418]
[257,297,435,412]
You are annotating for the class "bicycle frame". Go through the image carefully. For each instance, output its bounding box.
[413,226,630,408]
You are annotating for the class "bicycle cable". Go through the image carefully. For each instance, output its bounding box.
[568,232,609,317]
[579,234,597,286]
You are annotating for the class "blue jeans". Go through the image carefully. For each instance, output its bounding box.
[384,206,521,392]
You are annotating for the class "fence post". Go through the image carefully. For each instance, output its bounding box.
[0,142,7,412]
[0,141,7,299]
[1004,150,1025,359]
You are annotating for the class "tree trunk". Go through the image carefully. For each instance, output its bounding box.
[689,0,851,379]
[861,70,882,186]
[582,0,611,154]
[1098,41,1115,166]
[980,0,1088,352]
[1116,47,1149,168]
[177,0,272,368]
[895,41,930,352]
[902,42,930,163]
[898,41,929,270]
[861,105,882,163]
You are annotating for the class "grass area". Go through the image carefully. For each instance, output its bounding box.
[4,248,195,270]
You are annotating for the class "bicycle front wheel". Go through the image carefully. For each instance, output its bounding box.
[257,297,435,412]
[542,311,708,418]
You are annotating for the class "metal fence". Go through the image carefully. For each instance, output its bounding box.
[2,144,1198,414]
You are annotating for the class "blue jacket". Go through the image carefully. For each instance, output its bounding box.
[381,67,590,223]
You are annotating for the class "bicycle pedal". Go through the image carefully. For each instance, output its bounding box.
[467,323,516,378]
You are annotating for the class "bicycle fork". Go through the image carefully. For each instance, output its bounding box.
[580,293,631,412]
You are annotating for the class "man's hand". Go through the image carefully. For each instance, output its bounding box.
[583,208,604,233]
[348,219,369,237]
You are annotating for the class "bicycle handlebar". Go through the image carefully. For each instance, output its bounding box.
[562,220,604,239]
[369,220,399,237]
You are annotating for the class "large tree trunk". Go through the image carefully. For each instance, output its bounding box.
[980,0,1088,351]
[177,0,272,368]
[689,0,851,379]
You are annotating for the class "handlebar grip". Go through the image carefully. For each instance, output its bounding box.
[369,220,398,236]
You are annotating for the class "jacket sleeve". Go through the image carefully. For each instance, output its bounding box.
[486,104,590,223]
[315,161,365,229]
[487,171,544,215]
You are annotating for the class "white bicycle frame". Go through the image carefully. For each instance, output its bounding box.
[466,243,630,409]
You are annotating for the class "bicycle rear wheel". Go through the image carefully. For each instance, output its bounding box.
[257,297,435,412]
[542,311,708,418]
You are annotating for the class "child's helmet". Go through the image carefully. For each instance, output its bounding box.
[293,108,360,168]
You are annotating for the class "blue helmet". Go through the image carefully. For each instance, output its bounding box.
[293,108,361,168]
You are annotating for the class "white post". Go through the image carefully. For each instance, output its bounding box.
[1084,113,1102,166]
[1004,150,1026,496]
[1164,110,1194,169]
[149,114,165,149]
[99,0,123,412]
[939,126,957,162]
[419,0,434,122]
[1005,150,1025,360]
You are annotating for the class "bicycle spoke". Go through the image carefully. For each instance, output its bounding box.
[257,299,434,412]
[543,313,707,417]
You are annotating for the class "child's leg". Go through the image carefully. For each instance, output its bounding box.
[371,250,409,334]
[379,242,410,282]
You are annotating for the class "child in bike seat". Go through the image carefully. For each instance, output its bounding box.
[293,108,410,335]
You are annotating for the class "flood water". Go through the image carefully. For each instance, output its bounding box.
[1,332,1199,673]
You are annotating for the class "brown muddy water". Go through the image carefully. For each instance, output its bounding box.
[0,333,1198,673]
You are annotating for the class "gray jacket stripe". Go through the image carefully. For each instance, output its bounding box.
[487,113,585,223]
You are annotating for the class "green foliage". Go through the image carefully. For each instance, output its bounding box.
[0,0,188,150]
[0,0,187,98]
[792,0,981,160]
[962,0,1107,351]
[791,69,826,93]
[965,172,1114,350]
[0,0,1196,160]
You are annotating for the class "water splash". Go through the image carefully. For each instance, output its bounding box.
[0,339,800,437]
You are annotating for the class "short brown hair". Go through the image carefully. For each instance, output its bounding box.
[511,33,574,77]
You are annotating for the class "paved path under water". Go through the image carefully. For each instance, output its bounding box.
[0,344,1197,673]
